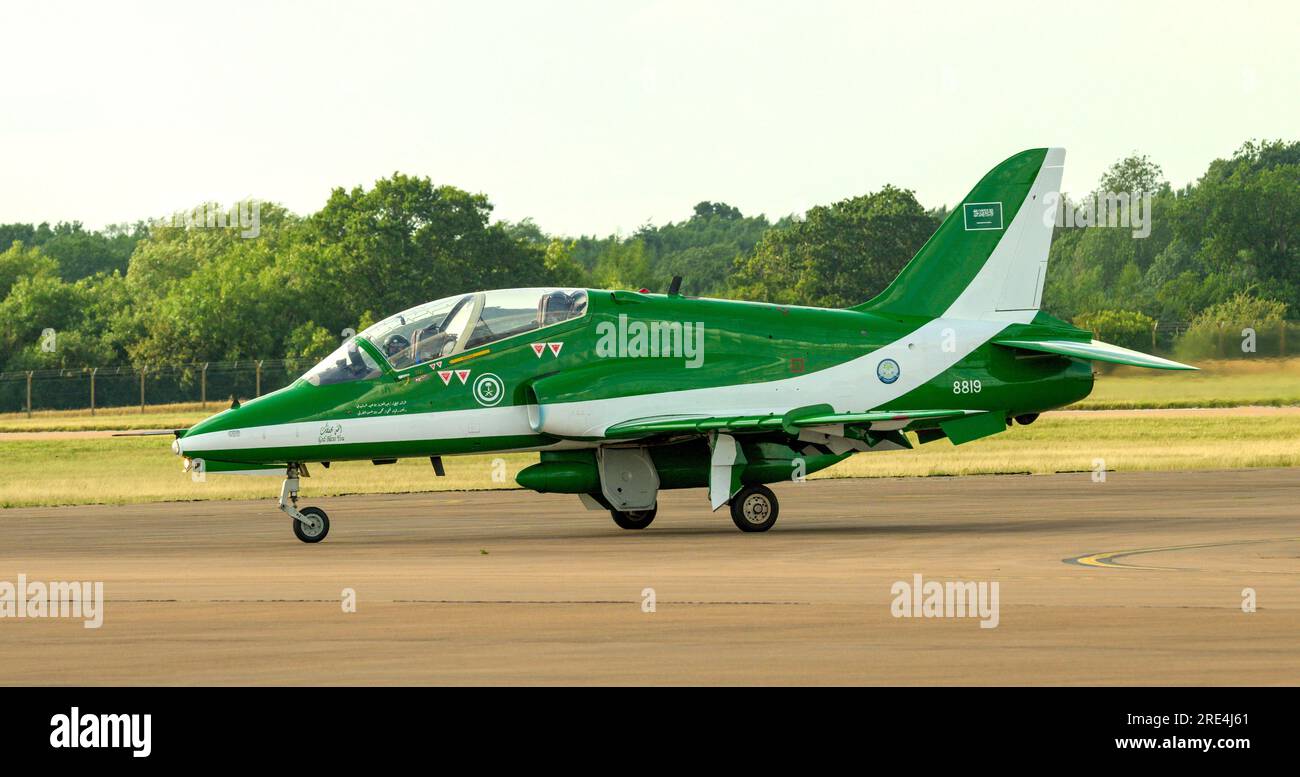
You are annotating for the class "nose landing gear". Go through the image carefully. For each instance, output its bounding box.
[292,506,330,543]
[280,463,330,543]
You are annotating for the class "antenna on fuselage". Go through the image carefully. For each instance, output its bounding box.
[667,275,683,296]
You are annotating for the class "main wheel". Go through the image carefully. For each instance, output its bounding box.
[293,506,330,543]
[730,485,778,532]
[610,506,656,530]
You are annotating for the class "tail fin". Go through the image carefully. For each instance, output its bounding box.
[855,148,1064,322]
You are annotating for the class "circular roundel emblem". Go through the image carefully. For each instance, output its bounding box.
[876,358,901,384]
[472,373,505,407]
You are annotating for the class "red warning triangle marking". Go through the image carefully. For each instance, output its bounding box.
[531,343,546,358]
[437,371,452,385]
[548,342,563,357]
[455,369,471,384]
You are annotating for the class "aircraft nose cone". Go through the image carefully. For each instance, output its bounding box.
[171,438,181,456]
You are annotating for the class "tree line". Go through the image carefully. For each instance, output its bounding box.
[1,140,1296,374]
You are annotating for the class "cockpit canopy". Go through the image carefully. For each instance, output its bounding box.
[303,338,381,386]
[301,288,588,385]
[362,288,588,370]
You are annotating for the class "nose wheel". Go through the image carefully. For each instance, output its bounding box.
[279,464,330,543]
[292,506,330,543]
[730,484,778,532]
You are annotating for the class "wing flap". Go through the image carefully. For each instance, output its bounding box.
[603,408,976,439]
[993,338,1197,371]
[604,415,785,438]
[792,408,973,426]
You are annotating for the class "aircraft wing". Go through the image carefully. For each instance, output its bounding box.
[603,408,974,439]
[992,337,1197,370]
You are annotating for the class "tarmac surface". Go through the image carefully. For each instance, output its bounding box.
[1,468,1296,685]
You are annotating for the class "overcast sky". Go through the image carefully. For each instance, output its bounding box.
[2,0,1297,236]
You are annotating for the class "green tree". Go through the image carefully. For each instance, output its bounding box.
[1174,292,1289,360]
[0,242,60,299]
[1098,153,1168,195]
[541,239,590,288]
[41,222,144,281]
[640,202,770,295]
[0,274,117,369]
[126,214,308,364]
[1165,140,1300,313]
[308,174,550,317]
[1043,152,1176,320]
[732,185,937,307]
[591,239,651,290]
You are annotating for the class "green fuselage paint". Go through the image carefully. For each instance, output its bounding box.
[172,147,1194,513]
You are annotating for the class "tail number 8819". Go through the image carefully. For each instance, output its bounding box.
[952,379,982,394]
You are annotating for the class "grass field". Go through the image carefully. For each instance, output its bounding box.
[0,437,539,508]
[1076,357,1300,409]
[3,413,1297,508]
[823,411,1300,480]
[0,401,211,433]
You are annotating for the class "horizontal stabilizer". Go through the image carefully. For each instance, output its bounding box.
[993,338,1197,371]
[112,428,189,437]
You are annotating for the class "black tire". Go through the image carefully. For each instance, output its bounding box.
[730,485,778,532]
[610,506,656,530]
[293,506,330,543]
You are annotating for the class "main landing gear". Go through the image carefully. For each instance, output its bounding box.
[280,463,330,543]
[610,506,657,530]
[729,484,779,533]
[604,485,780,533]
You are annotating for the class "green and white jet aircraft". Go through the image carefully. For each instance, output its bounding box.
[171,147,1194,542]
